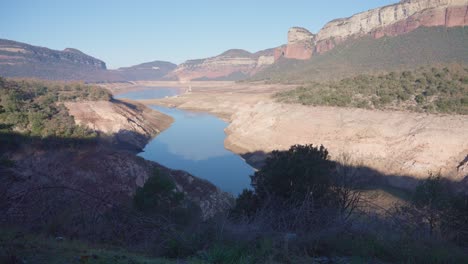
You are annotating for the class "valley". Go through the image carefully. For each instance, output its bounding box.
[1,0,468,262]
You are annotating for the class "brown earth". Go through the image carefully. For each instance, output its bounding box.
[116,81,468,190]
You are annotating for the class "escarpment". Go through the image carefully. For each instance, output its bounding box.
[276,0,468,60]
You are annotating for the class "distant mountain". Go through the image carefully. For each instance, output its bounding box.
[0,39,125,82]
[166,48,276,81]
[0,39,179,82]
[113,60,177,81]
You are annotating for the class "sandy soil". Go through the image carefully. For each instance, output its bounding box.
[104,81,468,190]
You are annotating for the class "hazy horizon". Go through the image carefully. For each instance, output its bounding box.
[1,0,398,69]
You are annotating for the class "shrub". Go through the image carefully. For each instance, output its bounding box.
[133,169,184,214]
[275,65,468,114]
[251,144,334,203]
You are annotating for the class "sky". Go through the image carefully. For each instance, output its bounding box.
[1,0,398,69]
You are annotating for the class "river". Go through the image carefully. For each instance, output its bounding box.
[115,87,254,195]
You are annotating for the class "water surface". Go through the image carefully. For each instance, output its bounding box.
[117,87,254,194]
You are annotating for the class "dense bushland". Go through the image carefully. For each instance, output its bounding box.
[275,65,468,114]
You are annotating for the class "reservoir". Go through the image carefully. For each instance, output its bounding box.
[115,87,254,195]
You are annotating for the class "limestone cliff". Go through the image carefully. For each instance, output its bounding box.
[276,0,468,60]
[167,49,275,81]
[275,27,315,60]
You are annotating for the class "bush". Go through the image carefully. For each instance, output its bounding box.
[251,144,334,203]
[133,169,184,214]
[275,65,468,114]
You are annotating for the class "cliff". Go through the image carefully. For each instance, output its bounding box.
[167,49,276,81]
[276,0,468,60]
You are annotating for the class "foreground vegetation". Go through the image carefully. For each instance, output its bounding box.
[275,65,468,114]
[0,77,110,139]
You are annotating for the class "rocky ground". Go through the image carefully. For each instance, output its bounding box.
[115,81,468,191]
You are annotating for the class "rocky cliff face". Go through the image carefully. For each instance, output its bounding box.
[275,27,315,60]
[276,0,468,60]
[167,49,275,81]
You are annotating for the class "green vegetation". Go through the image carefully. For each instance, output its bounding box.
[0,77,111,139]
[252,26,468,83]
[251,144,334,202]
[275,65,468,114]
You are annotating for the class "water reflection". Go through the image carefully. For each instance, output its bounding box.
[140,106,254,195]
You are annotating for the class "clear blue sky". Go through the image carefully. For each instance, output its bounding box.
[1,0,398,69]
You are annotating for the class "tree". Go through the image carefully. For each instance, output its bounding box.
[412,173,451,235]
[133,169,184,213]
[251,144,335,203]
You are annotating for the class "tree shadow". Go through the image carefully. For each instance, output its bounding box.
[239,149,468,202]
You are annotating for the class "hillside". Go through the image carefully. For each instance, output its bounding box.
[0,39,127,82]
[252,26,468,82]
[166,48,276,81]
[275,65,468,115]
[114,60,177,81]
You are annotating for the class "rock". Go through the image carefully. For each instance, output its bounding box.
[275,27,315,60]
[64,99,173,150]
[275,0,468,60]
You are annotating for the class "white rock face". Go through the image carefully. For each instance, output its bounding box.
[288,27,315,44]
[315,0,468,42]
[256,55,275,67]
